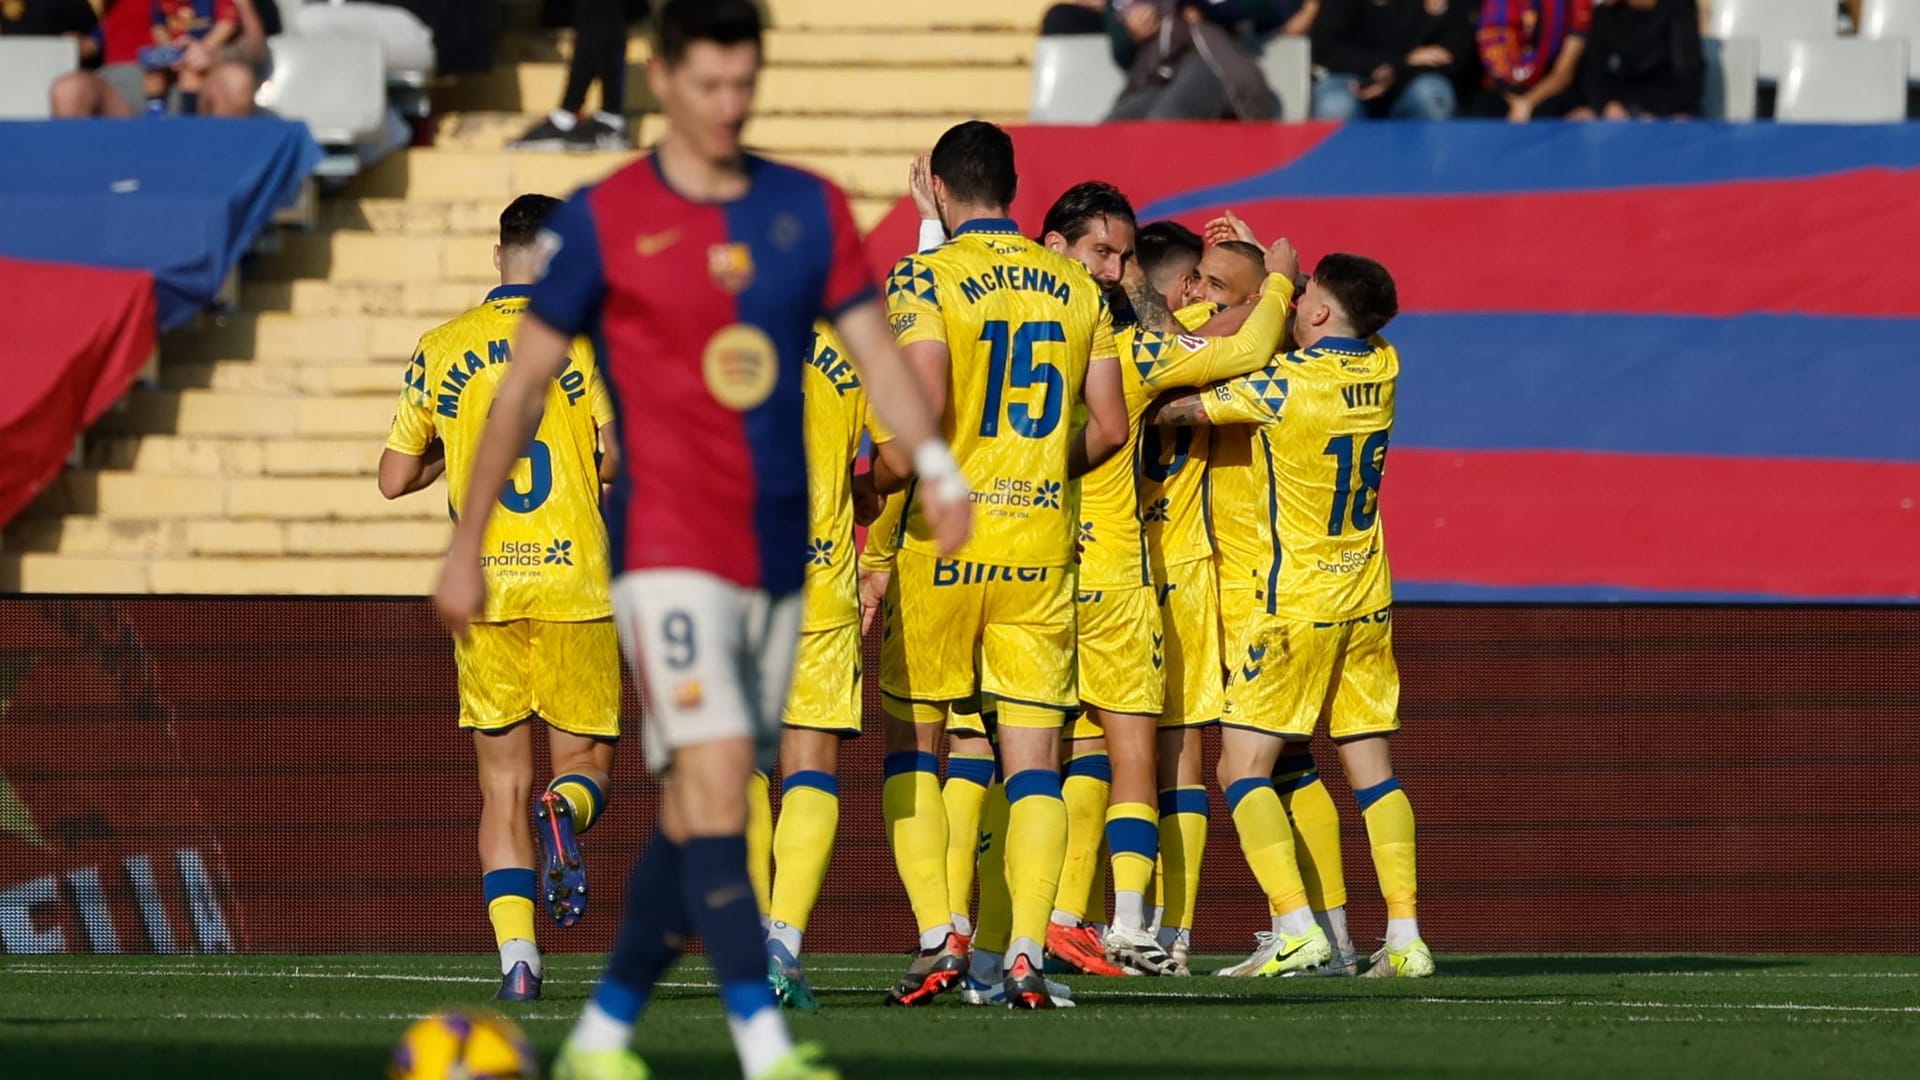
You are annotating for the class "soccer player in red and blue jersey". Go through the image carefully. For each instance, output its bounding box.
[432,4,968,1079]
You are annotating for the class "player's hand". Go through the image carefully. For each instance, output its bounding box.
[1406,45,1452,68]
[1505,93,1535,124]
[433,552,485,641]
[923,490,972,557]
[1204,209,1259,249]
[1263,237,1300,285]
[852,470,884,526]
[1356,64,1395,102]
[859,568,892,635]
[908,152,940,222]
[1121,2,1160,42]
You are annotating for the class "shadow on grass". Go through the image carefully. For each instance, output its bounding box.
[1437,955,1807,978]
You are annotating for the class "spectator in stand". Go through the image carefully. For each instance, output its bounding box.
[1106,1,1312,121]
[145,0,240,115]
[0,0,104,66]
[1569,0,1701,119]
[1474,0,1591,121]
[1041,0,1109,35]
[49,0,272,117]
[1310,0,1478,120]
[509,0,651,151]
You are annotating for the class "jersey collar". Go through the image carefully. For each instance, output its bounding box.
[486,285,533,303]
[1312,335,1371,354]
[952,217,1022,237]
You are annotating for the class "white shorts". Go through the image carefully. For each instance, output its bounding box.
[611,568,802,773]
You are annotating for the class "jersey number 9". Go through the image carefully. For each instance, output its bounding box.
[978,319,1065,439]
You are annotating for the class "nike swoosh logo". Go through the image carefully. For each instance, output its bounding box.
[636,228,682,256]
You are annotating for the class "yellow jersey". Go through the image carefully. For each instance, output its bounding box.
[801,325,871,631]
[1141,305,1222,574]
[885,218,1118,568]
[1201,334,1398,621]
[387,285,614,622]
[1080,280,1293,589]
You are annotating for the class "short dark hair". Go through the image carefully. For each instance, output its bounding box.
[1135,220,1202,279]
[655,0,762,66]
[1040,181,1136,245]
[1312,253,1398,337]
[500,194,561,249]
[1214,239,1266,275]
[929,121,1018,209]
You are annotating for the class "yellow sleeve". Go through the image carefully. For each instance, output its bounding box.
[584,342,615,428]
[884,254,946,348]
[1140,274,1293,390]
[1201,365,1289,426]
[1091,292,1118,362]
[385,340,436,455]
[859,489,905,571]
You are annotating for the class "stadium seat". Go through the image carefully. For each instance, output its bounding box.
[1861,0,1920,76]
[1706,0,1836,82]
[0,37,78,120]
[1700,37,1759,122]
[1029,35,1124,124]
[290,0,437,117]
[256,36,388,175]
[1257,35,1311,122]
[1775,38,1909,123]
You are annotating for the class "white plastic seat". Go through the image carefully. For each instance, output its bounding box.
[0,37,79,120]
[1029,35,1125,124]
[1700,36,1759,121]
[1775,38,1909,123]
[1861,0,1920,80]
[1706,0,1836,82]
[256,35,387,146]
[1257,34,1310,122]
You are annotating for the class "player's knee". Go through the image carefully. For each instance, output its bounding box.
[478,762,534,808]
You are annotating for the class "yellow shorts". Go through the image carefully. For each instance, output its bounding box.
[1158,558,1223,728]
[455,617,621,738]
[1076,584,1164,717]
[880,548,1076,712]
[1223,605,1401,741]
[783,622,863,735]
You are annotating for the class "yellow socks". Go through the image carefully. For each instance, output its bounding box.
[1225,777,1310,923]
[1275,756,1348,912]
[942,752,996,933]
[768,770,839,958]
[747,769,773,914]
[1156,786,1209,936]
[1053,750,1110,925]
[547,773,606,832]
[883,749,951,943]
[1105,801,1157,931]
[1004,768,1067,966]
[1356,777,1419,941]
[483,867,538,975]
[972,782,1012,955]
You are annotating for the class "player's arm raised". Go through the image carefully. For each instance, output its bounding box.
[1144,239,1300,389]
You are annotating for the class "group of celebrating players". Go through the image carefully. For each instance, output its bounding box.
[380,2,1427,1077]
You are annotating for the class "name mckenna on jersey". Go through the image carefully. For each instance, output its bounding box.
[956,263,1078,306]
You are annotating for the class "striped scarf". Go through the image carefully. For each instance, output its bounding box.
[1478,0,1591,89]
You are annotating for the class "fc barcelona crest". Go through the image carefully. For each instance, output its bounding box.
[708,243,755,294]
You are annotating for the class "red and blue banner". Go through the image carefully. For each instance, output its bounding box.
[867,123,1920,603]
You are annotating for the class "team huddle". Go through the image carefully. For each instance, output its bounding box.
[382,3,1423,1078]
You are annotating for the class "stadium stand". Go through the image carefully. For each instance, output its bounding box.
[0,36,76,119]
[1776,36,1910,122]
[1707,0,1838,82]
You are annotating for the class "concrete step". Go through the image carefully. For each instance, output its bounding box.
[93,390,396,439]
[21,471,444,522]
[160,311,423,363]
[250,231,500,285]
[84,435,379,477]
[162,361,403,396]
[438,62,1029,116]
[5,517,450,558]
[500,27,1035,67]
[767,0,1045,31]
[0,553,438,595]
[436,111,1018,156]
[243,277,480,319]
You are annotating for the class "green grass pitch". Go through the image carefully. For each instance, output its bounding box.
[4,954,1918,1078]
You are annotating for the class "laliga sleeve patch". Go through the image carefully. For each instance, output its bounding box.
[703,324,780,411]
[1177,334,1207,352]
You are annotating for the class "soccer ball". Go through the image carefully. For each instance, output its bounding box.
[389,1008,540,1080]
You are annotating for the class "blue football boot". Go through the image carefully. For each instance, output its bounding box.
[537,790,588,927]
[496,960,542,1001]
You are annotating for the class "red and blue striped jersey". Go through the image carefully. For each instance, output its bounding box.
[527,153,877,595]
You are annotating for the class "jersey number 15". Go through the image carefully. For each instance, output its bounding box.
[977,320,1064,439]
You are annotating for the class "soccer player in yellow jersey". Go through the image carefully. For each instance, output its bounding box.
[1152,253,1433,980]
[379,194,622,1002]
[756,324,876,1010]
[868,121,1129,1010]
